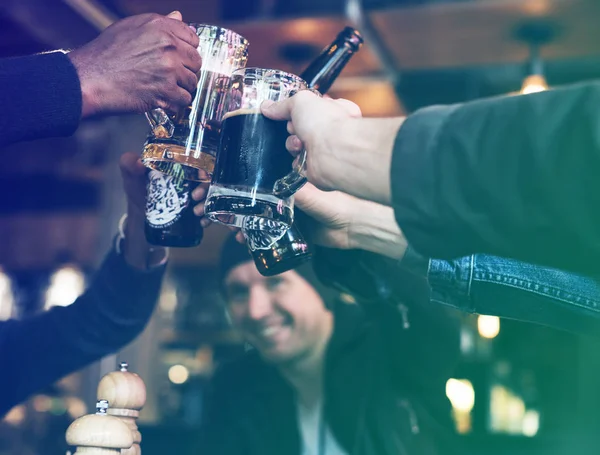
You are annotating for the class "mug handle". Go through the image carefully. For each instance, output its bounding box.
[273,150,307,198]
[272,88,322,198]
[145,108,176,139]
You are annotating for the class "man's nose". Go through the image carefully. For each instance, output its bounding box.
[247,286,273,321]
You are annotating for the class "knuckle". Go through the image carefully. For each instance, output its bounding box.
[146,13,164,26]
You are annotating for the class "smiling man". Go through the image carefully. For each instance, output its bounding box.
[198,234,461,455]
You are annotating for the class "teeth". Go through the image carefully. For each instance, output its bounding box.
[261,326,281,337]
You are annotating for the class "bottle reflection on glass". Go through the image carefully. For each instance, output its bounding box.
[246,26,363,276]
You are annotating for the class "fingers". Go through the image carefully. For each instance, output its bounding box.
[286,121,295,135]
[236,231,245,244]
[119,152,145,176]
[177,66,199,94]
[192,183,212,227]
[165,13,200,49]
[166,11,183,20]
[181,44,202,74]
[285,135,303,154]
[159,86,193,112]
[191,185,207,201]
[261,90,318,121]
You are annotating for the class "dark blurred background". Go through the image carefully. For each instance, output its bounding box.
[2,0,600,454]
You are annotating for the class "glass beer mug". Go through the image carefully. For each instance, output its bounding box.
[204,68,310,233]
[142,25,249,182]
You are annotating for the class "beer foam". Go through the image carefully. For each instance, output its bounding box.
[222,108,261,120]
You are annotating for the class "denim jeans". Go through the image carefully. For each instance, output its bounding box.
[428,254,600,336]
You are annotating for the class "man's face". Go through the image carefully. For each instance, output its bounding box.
[224,261,329,365]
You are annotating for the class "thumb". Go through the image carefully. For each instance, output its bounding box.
[167,10,183,20]
[294,184,337,219]
[260,98,293,122]
[119,152,146,176]
[260,89,318,121]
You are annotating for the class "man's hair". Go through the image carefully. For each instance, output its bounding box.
[218,233,341,307]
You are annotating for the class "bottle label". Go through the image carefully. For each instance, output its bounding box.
[242,218,287,251]
[145,169,190,228]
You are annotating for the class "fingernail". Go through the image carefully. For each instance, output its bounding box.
[193,205,203,216]
[261,100,275,110]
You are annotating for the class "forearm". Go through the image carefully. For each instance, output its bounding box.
[349,201,407,260]
[391,81,600,275]
[122,209,168,270]
[0,241,165,415]
[326,117,403,206]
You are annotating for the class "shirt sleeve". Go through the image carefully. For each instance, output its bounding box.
[0,51,82,146]
[0,247,165,416]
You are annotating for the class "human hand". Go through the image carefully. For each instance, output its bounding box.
[294,183,408,259]
[69,11,202,118]
[261,91,361,192]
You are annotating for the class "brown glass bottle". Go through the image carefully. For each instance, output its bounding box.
[249,27,363,276]
[144,162,203,247]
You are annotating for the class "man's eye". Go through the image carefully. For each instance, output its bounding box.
[265,278,284,291]
[227,286,248,302]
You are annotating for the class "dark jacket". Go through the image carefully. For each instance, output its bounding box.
[201,295,461,455]
[0,52,82,147]
[390,81,600,275]
[0,247,165,416]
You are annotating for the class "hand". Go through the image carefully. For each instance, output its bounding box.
[261,92,361,192]
[262,92,403,205]
[294,184,357,250]
[294,183,408,260]
[69,11,202,117]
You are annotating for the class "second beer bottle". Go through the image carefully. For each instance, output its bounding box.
[247,26,364,276]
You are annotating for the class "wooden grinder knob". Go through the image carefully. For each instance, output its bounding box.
[97,362,146,413]
[66,400,133,454]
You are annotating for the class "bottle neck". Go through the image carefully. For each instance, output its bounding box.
[301,42,356,94]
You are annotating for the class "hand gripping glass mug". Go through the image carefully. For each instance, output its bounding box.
[204,68,311,241]
[142,25,249,182]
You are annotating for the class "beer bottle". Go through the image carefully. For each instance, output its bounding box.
[248,27,363,276]
[144,162,204,247]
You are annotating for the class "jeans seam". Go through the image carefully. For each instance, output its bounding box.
[467,255,474,299]
[475,273,600,312]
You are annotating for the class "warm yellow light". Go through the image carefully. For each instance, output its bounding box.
[3,405,25,426]
[446,378,475,413]
[32,395,52,413]
[522,410,540,437]
[521,74,548,95]
[478,315,500,339]
[158,279,178,314]
[45,265,85,309]
[168,364,190,384]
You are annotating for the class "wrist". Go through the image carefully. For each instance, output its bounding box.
[348,202,407,260]
[68,48,100,118]
[331,117,403,206]
[118,213,168,270]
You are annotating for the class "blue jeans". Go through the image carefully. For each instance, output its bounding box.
[428,254,600,336]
